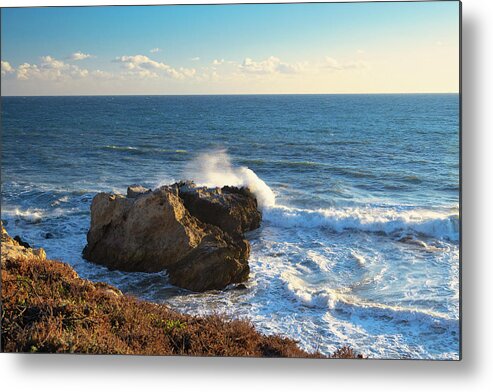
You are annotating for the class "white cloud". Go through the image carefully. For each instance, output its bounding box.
[191,57,200,61]
[16,63,36,80]
[114,54,195,80]
[91,69,114,79]
[1,61,15,77]
[150,48,161,53]
[212,58,225,66]
[69,51,93,61]
[323,56,369,71]
[179,67,196,78]
[41,55,67,69]
[71,68,89,78]
[13,55,91,81]
[239,56,301,75]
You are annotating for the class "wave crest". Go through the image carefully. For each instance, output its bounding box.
[264,205,459,241]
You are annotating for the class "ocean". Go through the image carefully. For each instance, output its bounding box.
[1,94,460,359]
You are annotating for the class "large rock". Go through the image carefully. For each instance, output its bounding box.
[178,181,261,235]
[82,182,261,291]
[83,186,206,272]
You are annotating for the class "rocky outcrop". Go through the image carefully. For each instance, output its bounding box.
[1,223,46,261]
[82,182,261,292]
[177,181,261,235]
[127,184,151,199]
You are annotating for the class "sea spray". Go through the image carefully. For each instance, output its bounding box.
[184,150,276,208]
[182,150,458,241]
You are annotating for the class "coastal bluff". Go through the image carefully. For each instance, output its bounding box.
[82,181,261,292]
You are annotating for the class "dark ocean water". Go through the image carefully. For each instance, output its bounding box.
[1,94,460,359]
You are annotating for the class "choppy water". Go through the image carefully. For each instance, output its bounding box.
[1,94,460,359]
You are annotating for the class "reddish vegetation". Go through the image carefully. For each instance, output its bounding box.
[1,228,362,358]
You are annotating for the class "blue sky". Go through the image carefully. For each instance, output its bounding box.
[1,2,460,95]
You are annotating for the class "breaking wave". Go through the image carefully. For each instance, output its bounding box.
[181,150,458,241]
[264,205,459,241]
[1,207,45,223]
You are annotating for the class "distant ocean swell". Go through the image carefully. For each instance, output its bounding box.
[102,145,189,155]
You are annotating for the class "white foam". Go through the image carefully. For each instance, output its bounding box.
[51,195,70,206]
[1,205,83,224]
[306,250,332,271]
[104,145,138,151]
[351,251,366,266]
[183,149,276,208]
[2,207,44,223]
[281,271,342,309]
[281,269,456,327]
[263,205,459,241]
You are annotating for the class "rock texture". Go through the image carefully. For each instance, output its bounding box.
[1,223,46,261]
[177,181,261,235]
[82,182,261,292]
[127,184,151,199]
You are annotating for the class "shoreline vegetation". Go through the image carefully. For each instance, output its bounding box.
[1,224,362,358]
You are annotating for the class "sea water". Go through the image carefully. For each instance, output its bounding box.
[1,94,460,359]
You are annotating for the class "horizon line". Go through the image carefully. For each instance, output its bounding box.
[1,92,460,98]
